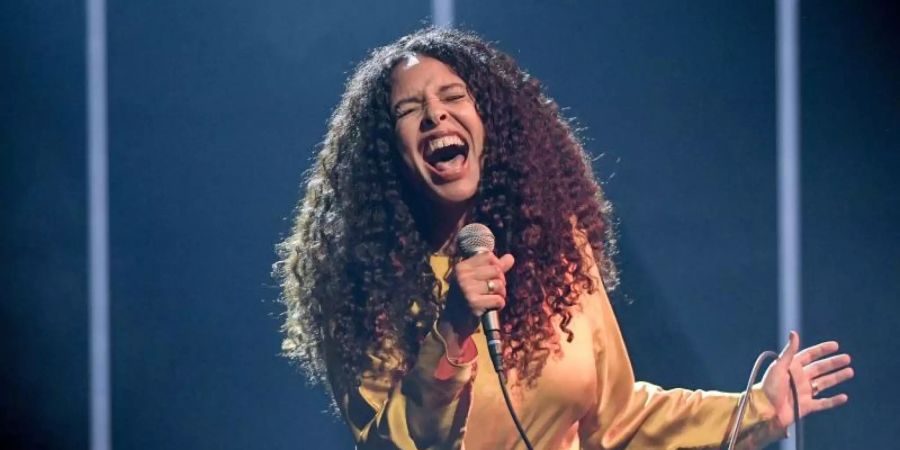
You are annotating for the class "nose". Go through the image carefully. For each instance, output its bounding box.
[420,101,448,131]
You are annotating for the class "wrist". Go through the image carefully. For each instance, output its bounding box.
[436,314,477,357]
[442,285,479,339]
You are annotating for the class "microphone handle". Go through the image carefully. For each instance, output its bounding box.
[482,310,504,372]
[468,248,504,373]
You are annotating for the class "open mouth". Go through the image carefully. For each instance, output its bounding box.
[423,134,469,173]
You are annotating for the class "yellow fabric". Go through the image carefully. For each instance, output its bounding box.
[333,255,785,449]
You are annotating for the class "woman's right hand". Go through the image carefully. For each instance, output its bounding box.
[438,252,515,352]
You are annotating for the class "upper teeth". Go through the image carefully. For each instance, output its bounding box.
[427,135,465,153]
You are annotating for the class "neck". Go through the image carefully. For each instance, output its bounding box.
[434,209,469,255]
[418,200,471,255]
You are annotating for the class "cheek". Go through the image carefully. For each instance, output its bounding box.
[394,127,419,165]
[394,145,420,187]
[470,119,486,155]
[465,110,485,143]
[397,147,418,177]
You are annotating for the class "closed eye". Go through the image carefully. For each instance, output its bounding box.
[395,104,421,118]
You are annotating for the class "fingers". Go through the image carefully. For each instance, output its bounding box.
[451,252,515,316]
[469,263,503,282]
[779,330,800,365]
[812,366,855,394]
[458,253,512,277]
[482,277,507,299]
[470,294,506,312]
[498,253,515,273]
[455,288,506,317]
[804,353,852,379]
[456,272,506,298]
[462,261,507,297]
[795,340,840,367]
[798,340,853,417]
[807,393,849,415]
[455,253,502,281]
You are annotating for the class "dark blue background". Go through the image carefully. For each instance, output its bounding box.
[3,1,897,448]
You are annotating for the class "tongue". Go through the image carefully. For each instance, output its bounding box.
[432,154,466,173]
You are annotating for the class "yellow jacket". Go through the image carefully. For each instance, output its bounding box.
[332,255,784,449]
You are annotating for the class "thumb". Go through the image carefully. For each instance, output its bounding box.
[498,253,515,273]
[779,330,800,365]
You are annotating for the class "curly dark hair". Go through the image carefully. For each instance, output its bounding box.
[276,28,618,400]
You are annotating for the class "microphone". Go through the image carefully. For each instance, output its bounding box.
[456,223,504,373]
[457,223,535,450]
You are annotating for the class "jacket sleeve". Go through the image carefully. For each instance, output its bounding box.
[330,321,479,450]
[577,264,786,449]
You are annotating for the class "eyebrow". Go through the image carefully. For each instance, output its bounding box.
[392,82,468,111]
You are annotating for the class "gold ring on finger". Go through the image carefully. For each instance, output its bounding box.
[811,381,820,395]
[486,279,496,294]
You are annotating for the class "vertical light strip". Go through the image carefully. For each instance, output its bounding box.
[777,0,801,449]
[87,0,111,449]
[432,0,454,28]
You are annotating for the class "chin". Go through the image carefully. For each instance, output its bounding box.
[432,183,478,206]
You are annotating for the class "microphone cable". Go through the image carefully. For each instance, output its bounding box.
[725,351,803,450]
[491,359,534,450]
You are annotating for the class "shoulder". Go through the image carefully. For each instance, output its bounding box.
[568,218,614,320]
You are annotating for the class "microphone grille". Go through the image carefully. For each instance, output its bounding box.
[457,223,495,257]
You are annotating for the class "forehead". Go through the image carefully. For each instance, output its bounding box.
[390,55,465,98]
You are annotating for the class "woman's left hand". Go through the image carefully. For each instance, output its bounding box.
[761,330,854,428]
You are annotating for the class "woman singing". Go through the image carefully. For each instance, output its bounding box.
[276,28,852,449]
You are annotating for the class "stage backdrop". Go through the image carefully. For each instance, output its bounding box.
[3,1,897,449]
